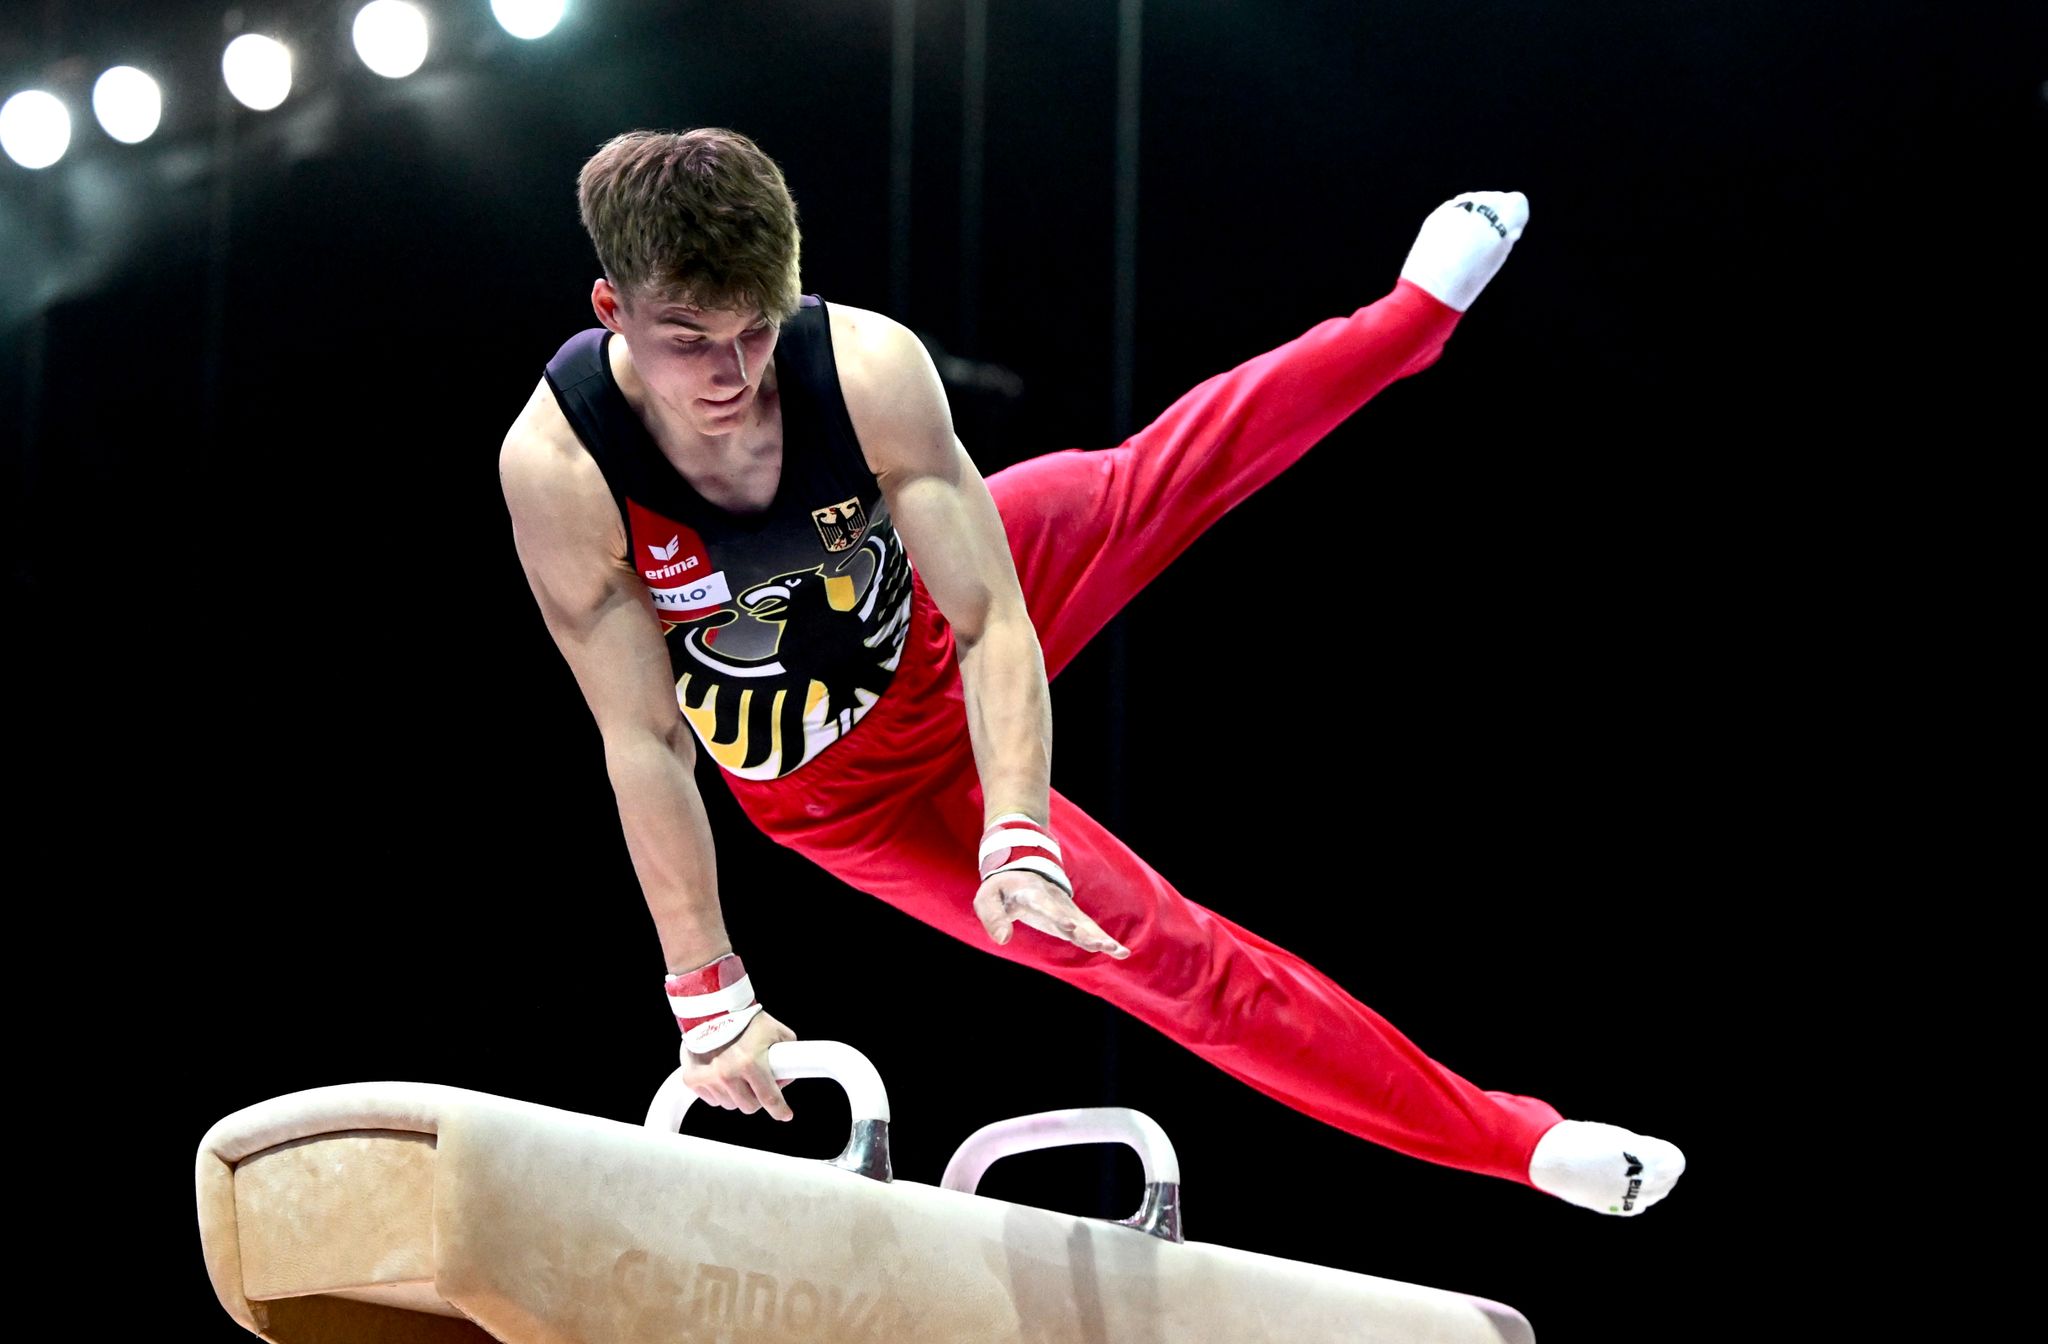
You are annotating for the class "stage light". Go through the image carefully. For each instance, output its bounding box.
[492,0,566,41]
[223,34,293,112]
[353,2,430,79]
[93,66,163,144]
[1,90,70,169]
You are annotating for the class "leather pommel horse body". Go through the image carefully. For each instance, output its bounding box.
[194,1043,1535,1343]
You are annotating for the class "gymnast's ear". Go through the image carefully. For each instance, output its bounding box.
[591,277,627,334]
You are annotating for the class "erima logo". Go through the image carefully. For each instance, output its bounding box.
[1621,1151,1644,1211]
[1454,198,1509,239]
[643,534,702,581]
[645,555,701,581]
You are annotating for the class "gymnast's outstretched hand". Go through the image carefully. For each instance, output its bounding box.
[974,868,1131,959]
[682,1008,799,1121]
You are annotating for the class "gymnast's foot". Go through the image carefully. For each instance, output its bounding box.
[1397,189,1529,312]
[1528,1120,1686,1216]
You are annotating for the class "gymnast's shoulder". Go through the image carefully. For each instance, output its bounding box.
[497,373,615,553]
[822,300,953,475]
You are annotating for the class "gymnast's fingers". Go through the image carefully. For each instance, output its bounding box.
[1060,899,1131,959]
[1019,896,1128,959]
[981,871,1130,958]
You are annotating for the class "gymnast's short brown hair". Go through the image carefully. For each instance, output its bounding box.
[576,128,803,323]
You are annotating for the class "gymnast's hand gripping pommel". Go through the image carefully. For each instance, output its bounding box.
[665,952,801,1121]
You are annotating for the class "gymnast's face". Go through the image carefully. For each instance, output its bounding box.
[592,278,780,438]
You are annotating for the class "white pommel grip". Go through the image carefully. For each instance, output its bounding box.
[941,1107,1181,1195]
[645,1040,891,1133]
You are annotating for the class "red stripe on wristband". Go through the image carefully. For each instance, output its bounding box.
[979,821,1057,880]
[664,953,756,1035]
[980,840,1061,880]
[664,952,748,997]
[979,816,1070,893]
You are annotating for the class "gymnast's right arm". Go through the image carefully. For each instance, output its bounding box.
[498,379,797,1120]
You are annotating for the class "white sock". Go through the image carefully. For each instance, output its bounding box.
[1397,190,1529,312]
[1528,1120,1686,1216]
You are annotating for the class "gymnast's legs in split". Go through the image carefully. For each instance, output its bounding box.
[728,193,1685,1216]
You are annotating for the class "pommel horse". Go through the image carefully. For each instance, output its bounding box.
[194,1042,1534,1342]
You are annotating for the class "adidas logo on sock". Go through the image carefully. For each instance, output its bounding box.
[1453,199,1508,238]
[1621,1151,1644,1211]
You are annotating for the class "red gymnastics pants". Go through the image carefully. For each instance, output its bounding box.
[726,279,1563,1185]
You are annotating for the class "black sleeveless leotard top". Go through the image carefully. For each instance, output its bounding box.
[543,295,915,780]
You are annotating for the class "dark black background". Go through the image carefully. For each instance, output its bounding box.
[4,0,2040,1340]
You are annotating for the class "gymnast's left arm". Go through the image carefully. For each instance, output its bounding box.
[834,306,1129,960]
